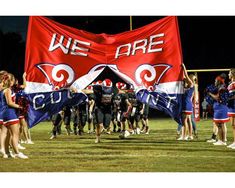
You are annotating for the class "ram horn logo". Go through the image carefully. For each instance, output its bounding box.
[36,63,75,90]
[135,64,171,89]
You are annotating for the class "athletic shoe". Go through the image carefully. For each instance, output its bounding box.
[119,130,130,139]
[227,143,235,148]
[15,152,28,159]
[69,129,74,134]
[50,135,56,139]
[26,140,34,144]
[66,129,70,135]
[95,136,101,143]
[20,140,26,144]
[136,128,141,135]
[140,128,146,133]
[124,130,130,138]
[3,154,8,159]
[177,136,188,141]
[18,144,26,150]
[0,149,4,155]
[231,145,235,149]
[177,136,184,141]
[188,136,194,140]
[3,152,15,159]
[213,140,227,146]
[207,139,217,143]
[106,131,111,135]
[145,127,150,135]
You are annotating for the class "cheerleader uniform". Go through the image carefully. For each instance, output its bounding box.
[213,86,229,123]
[182,86,194,115]
[0,91,3,125]
[227,81,235,117]
[1,89,19,126]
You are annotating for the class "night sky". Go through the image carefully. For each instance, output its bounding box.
[0,16,234,116]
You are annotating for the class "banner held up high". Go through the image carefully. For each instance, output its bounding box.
[25,16,184,124]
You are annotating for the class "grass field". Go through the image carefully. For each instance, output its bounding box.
[0,118,235,172]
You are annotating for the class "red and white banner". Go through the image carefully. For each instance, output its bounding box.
[25,16,183,94]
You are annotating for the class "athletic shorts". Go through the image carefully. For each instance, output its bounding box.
[95,107,112,128]
[120,112,129,122]
[129,114,141,124]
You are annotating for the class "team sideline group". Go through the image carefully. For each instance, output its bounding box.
[0,65,235,159]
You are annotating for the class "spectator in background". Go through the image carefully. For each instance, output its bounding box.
[201,98,209,120]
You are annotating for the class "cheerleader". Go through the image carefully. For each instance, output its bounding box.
[0,73,28,158]
[227,68,235,149]
[13,73,33,145]
[208,73,229,146]
[178,64,196,140]
[0,70,8,155]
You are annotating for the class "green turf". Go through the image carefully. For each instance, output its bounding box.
[0,118,235,172]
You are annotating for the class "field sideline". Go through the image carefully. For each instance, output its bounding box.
[0,118,235,172]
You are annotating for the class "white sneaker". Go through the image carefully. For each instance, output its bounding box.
[124,130,130,138]
[213,140,227,146]
[15,152,28,159]
[3,152,15,159]
[26,140,34,144]
[136,128,141,135]
[227,143,235,148]
[140,129,145,133]
[95,136,101,143]
[177,136,184,141]
[20,140,26,144]
[188,136,194,140]
[50,135,56,139]
[207,139,217,143]
[231,145,235,149]
[18,144,26,150]
[0,149,5,155]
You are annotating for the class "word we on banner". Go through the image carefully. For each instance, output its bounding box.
[25,16,184,124]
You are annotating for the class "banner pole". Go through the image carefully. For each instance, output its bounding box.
[187,69,230,72]
[130,16,133,31]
